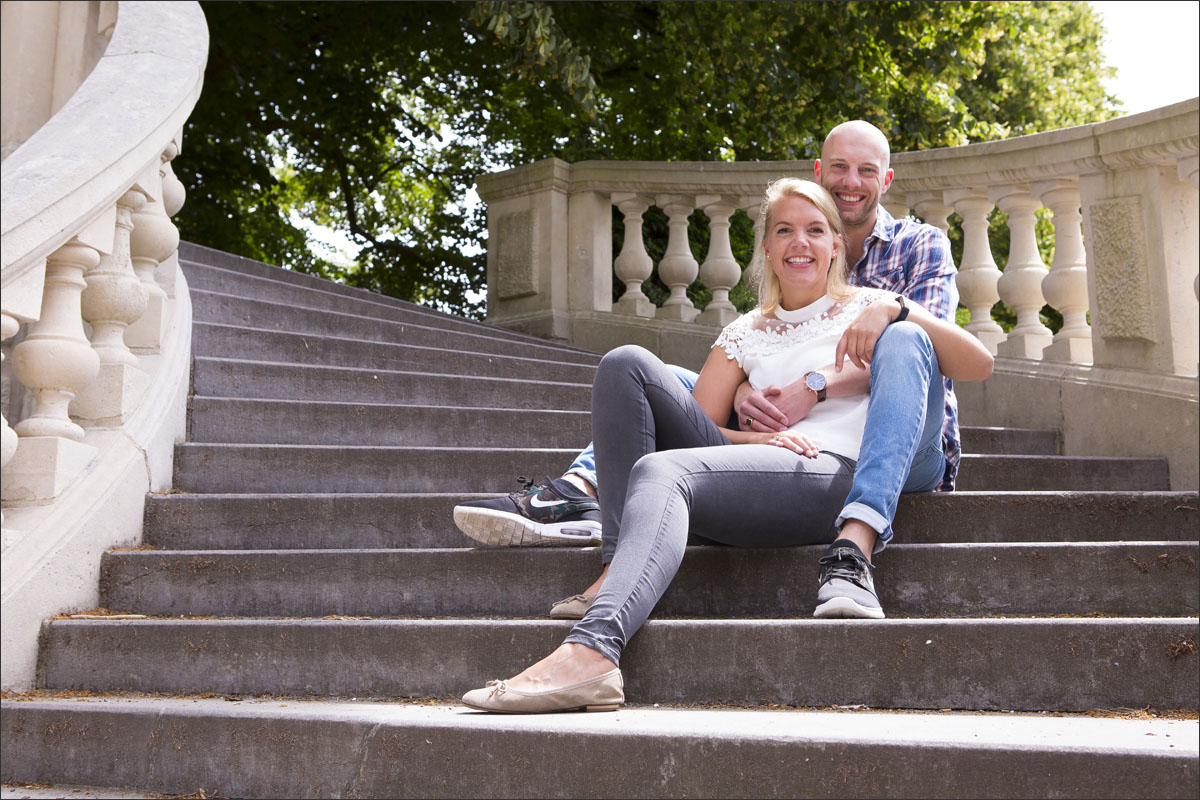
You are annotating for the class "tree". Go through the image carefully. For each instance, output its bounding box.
[175,1,1118,319]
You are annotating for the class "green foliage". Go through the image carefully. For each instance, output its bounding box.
[175,1,1119,319]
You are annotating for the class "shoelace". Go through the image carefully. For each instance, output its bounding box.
[818,548,872,590]
[515,475,547,499]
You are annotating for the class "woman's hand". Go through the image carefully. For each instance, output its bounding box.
[755,429,821,458]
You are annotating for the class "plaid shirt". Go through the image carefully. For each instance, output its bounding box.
[847,206,961,491]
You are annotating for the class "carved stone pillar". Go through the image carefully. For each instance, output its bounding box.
[1034,180,1092,364]
[73,189,152,424]
[909,192,953,234]
[1,312,20,535]
[696,196,742,326]
[740,196,765,296]
[156,148,188,298]
[881,196,910,221]
[946,188,1004,353]
[992,185,1054,359]
[654,195,700,322]
[1080,162,1198,376]
[4,238,102,504]
[611,193,655,317]
[126,152,180,353]
[1179,155,1200,310]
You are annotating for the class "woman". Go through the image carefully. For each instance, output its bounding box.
[462,179,993,713]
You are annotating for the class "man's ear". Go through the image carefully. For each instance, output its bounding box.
[880,168,895,193]
[813,159,822,182]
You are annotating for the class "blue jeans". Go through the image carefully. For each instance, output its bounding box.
[565,364,699,491]
[837,320,945,550]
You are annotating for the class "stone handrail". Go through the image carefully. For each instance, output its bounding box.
[477,99,1199,378]
[0,1,208,690]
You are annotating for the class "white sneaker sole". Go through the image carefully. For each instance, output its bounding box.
[813,596,886,619]
[453,506,601,547]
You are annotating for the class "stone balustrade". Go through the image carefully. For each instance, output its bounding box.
[477,99,1199,379]
[1,0,207,689]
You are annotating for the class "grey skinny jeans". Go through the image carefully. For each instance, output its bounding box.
[563,345,855,666]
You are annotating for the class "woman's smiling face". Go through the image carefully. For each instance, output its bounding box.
[764,194,840,311]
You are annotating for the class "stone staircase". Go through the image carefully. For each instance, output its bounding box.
[2,242,1197,798]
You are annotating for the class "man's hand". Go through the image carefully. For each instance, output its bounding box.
[735,381,819,431]
[835,296,899,371]
[735,383,788,432]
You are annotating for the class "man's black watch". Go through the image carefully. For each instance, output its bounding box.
[892,295,909,323]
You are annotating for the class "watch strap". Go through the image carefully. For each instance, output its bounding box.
[893,295,909,323]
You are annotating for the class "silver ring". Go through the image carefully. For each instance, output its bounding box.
[745,417,753,427]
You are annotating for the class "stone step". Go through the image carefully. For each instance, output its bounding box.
[960,425,1059,455]
[141,491,1200,550]
[192,322,600,381]
[182,259,578,352]
[187,397,1058,453]
[3,697,1196,800]
[34,618,1199,710]
[182,242,522,340]
[191,358,592,409]
[98,542,1200,619]
[171,445,1172,494]
[188,399,594,448]
[189,288,600,363]
[954,454,1169,491]
[171,444,579,494]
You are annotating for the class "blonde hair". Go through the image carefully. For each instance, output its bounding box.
[751,178,851,314]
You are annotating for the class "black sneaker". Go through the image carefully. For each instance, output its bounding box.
[813,539,885,619]
[453,475,602,547]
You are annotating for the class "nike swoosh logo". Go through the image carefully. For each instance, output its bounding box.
[529,496,570,508]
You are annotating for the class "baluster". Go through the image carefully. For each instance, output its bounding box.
[126,147,181,352]
[992,184,1053,359]
[655,195,700,322]
[909,192,952,234]
[611,193,655,317]
[73,189,152,423]
[1,312,19,535]
[946,188,1005,353]
[881,196,910,221]
[4,238,103,503]
[11,240,102,441]
[1033,180,1092,364]
[740,196,764,296]
[156,143,187,298]
[695,196,741,326]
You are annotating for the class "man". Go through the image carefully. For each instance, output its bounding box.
[453,120,963,619]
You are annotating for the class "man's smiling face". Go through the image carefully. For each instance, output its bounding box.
[814,123,894,230]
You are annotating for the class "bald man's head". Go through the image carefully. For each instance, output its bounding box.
[821,121,891,172]
[814,120,895,231]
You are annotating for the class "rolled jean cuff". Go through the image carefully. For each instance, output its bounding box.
[565,467,598,492]
[836,502,892,553]
[562,632,622,667]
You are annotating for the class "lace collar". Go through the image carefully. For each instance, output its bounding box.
[771,294,836,324]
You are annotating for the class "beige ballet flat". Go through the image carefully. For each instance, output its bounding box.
[549,593,596,619]
[461,668,623,714]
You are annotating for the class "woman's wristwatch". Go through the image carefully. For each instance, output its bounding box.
[803,370,827,403]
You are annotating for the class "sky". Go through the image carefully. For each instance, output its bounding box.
[1090,1,1200,113]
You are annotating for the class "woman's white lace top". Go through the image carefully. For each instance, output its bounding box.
[713,288,889,461]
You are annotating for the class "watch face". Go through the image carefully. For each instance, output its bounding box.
[806,371,827,392]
